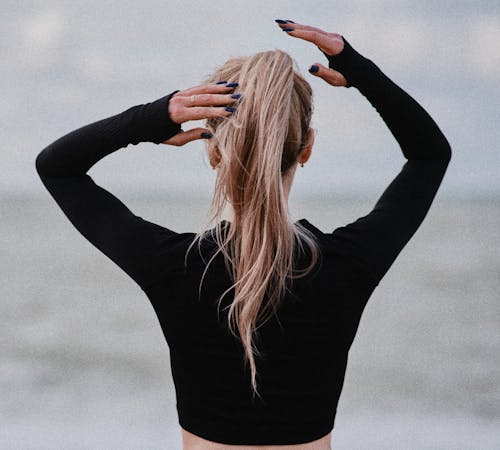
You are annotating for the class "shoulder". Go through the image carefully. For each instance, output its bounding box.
[297,218,379,286]
[296,218,340,253]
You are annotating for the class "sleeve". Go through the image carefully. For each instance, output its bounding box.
[325,37,452,284]
[35,90,183,290]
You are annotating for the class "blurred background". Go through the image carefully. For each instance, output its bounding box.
[2,1,499,449]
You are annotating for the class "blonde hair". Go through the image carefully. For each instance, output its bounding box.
[185,49,321,399]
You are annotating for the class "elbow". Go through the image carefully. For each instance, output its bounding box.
[35,147,57,178]
[35,149,48,178]
[443,141,452,164]
[438,134,452,163]
[35,150,44,176]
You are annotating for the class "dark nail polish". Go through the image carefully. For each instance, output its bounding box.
[282,28,294,32]
[226,82,239,88]
[275,19,288,24]
[231,93,242,99]
[216,80,228,84]
[201,132,213,139]
[286,20,295,23]
[309,65,319,73]
[225,106,236,112]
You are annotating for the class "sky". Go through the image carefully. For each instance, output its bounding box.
[3,0,500,199]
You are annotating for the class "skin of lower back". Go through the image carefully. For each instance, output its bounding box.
[181,428,332,450]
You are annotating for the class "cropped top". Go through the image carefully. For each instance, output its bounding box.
[35,37,452,445]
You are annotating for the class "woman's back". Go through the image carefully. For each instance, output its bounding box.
[35,20,451,449]
[140,218,376,444]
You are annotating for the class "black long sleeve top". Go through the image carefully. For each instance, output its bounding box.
[35,37,452,445]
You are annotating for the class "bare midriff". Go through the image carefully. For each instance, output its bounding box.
[182,428,332,450]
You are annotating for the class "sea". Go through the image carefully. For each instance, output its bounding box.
[1,195,499,449]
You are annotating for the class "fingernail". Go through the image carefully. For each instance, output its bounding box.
[226,82,239,88]
[309,65,319,73]
[216,80,228,84]
[282,28,294,32]
[231,93,242,99]
[286,20,295,23]
[201,132,213,139]
[275,19,288,24]
[225,106,236,112]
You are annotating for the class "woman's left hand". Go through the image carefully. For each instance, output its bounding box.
[162,81,240,146]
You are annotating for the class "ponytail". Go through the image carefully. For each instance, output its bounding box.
[186,49,320,399]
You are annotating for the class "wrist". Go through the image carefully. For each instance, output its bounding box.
[141,90,182,144]
[125,90,182,145]
[323,37,377,89]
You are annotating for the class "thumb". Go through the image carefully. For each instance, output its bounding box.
[162,127,212,147]
[308,62,347,87]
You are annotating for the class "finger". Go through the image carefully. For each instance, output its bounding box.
[183,106,235,121]
[308,62,347,87]
[162,127,212,146]
[178,81,239,97]
[168,94,237,123]
[177,92,242,107]
[275,20,328,35]
[282,28,339,55]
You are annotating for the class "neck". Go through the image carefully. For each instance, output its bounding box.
[226,169,295,223]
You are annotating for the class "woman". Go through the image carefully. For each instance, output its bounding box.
[35,19,451,450]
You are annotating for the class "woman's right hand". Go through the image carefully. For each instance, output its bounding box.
[275,19,348,87]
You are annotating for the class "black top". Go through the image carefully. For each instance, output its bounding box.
[35,37,451,445]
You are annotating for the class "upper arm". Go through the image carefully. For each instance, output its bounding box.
[34,91,186,290]
[38,172,177,290]
[331,157,451,283]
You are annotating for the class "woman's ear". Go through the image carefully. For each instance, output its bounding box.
[299,128,315,165]
[306,127,315,150]
[207,145,222,169]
